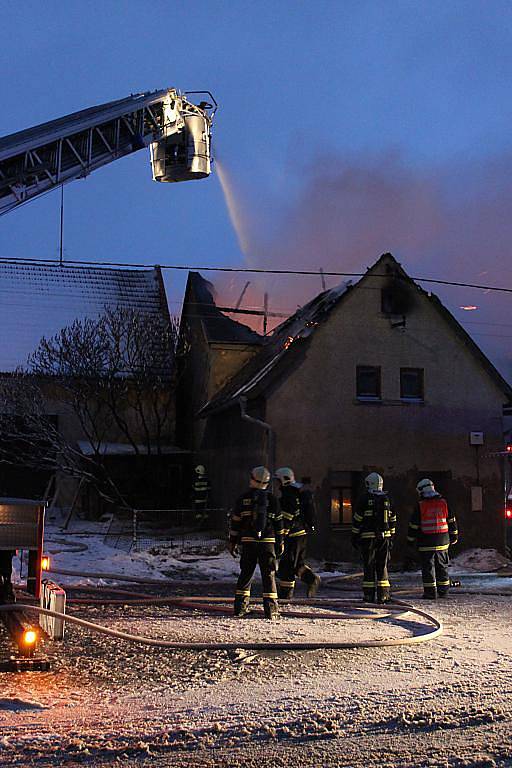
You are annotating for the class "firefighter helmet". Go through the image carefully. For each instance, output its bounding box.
[365,472,383,492]
[275,467,295,486]
[417,478,435,496]
[195,465,206,476]
[251,466,271,488]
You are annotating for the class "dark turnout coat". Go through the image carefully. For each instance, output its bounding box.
[229,489,283,547]
[279,484,315,539]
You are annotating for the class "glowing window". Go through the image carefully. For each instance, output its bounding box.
[331,488,352,525]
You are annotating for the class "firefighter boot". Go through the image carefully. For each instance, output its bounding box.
[422,588,437,600]
[263,598,279,621]
[234,593,250,617]
[303,570,321,598]
[376,583,391,604]
[277,580,294,601]
[363,587,375,603]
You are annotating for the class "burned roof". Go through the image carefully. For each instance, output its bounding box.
[200,253,512,416]
[0,262,169,372]
[182,272,264,345]
[199,279,352,416]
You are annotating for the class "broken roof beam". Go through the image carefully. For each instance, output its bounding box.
[216,306,288,319]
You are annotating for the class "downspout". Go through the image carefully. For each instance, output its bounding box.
[239,396,275,476]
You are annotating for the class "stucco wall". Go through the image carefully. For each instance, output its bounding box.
[263,263,507,559]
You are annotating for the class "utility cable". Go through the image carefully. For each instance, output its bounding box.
[0,255,511,295]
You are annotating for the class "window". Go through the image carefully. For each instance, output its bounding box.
[330,487,353,525]
[381,280,411,316]
[356,366,381,399]
[400,368,424,400]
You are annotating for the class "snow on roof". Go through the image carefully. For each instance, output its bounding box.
[0,262,166,372]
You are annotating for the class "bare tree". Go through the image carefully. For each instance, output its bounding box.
[0,307,180,510]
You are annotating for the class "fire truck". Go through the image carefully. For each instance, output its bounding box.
[0,88,216,667]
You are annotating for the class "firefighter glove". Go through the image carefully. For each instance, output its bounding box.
[276,542,284,558]
[351,534,359,550]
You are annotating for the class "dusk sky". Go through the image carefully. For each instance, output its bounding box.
[2,1,512,374]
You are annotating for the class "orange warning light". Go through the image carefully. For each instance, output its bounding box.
[22,629,37,646]
[41,556,50,571]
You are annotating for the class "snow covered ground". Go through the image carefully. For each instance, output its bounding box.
[1,520,512,767]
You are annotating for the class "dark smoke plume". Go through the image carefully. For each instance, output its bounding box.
[217,152,512,378]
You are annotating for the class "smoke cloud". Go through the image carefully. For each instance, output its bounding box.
[216,151,512,378]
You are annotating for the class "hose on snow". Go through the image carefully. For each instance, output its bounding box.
[0,599,442,650]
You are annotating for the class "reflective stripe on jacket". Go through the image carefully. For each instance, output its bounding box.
[279,484,315,539]
[193,478,210,502]
[407,493,458,552]
[229,489,283,547]
[352,491,396,542]
[419,498,449,535]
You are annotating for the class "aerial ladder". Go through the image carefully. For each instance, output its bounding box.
[0,88,216,216]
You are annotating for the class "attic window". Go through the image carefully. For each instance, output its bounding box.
[381,280,411,316]
[356,366,381,400]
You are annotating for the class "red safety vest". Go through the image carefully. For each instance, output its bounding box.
[419,498,449,535]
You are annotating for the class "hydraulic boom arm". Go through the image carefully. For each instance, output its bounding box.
[0,88,216,216]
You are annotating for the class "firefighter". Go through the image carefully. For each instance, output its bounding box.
[0,550,15,603]
[228,466,283,620]
[274,467,321,600]
[192,465,211,529]
[352,472,396,603]
[407,478,458,599]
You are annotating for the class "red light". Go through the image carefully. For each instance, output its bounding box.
[506,508,512,519]
[507,446,512,452]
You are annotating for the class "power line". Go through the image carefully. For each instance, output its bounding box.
[0,254,511,295]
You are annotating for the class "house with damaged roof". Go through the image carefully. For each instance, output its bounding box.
[180,253,512,560]
[0,262,187,513]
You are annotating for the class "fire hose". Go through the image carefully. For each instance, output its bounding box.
[2,564,500,650]
[0,595,443,650]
